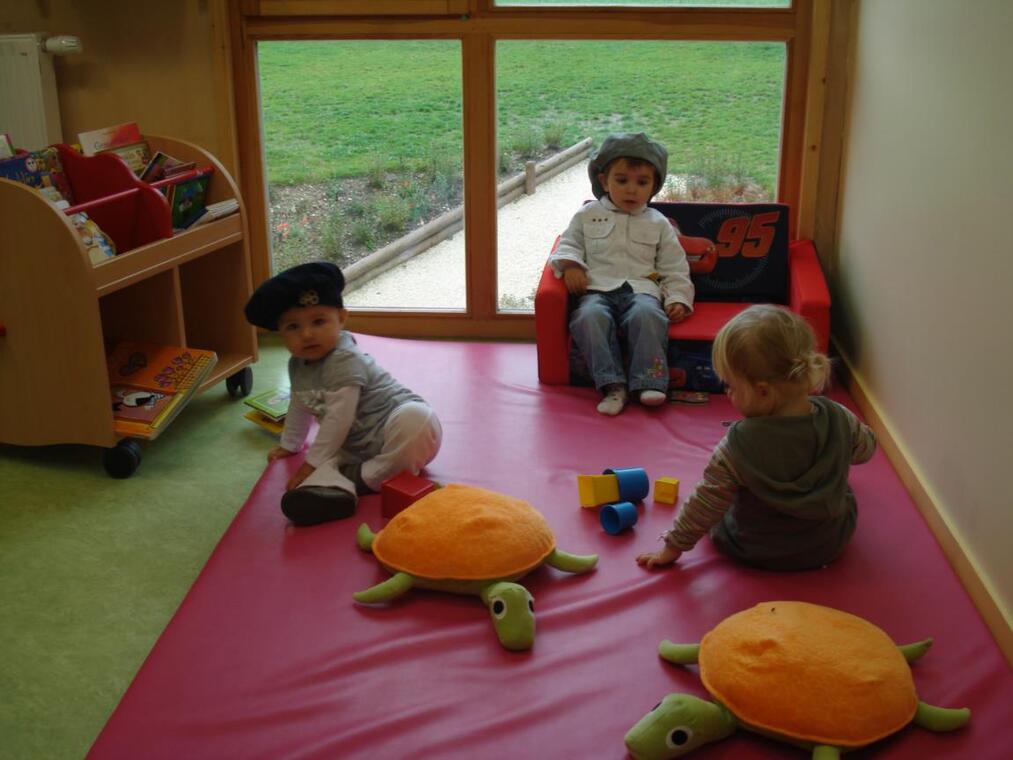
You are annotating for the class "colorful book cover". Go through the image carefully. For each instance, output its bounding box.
[140,150,194,182]
[78,122,142,156]
[106,341,216,392]
[110,385,173,423]
[243,388,289,421]
[99,140,152,176]
[167,168,213,229]
[0,147,74,203]
[67,211,117,264]
[106,341,218,439]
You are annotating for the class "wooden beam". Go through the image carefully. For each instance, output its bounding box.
[462,33,498,320]
[797,0,830,240]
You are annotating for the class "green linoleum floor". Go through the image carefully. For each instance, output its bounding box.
[0,335,289,760]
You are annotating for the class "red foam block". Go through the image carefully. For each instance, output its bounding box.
[380,471,436,519]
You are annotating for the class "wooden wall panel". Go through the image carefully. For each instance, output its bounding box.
[1,1,235,177]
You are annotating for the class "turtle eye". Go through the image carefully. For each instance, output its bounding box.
[527,598,534,613]
[666,727,693,749]
[650,701,662,712]
[490,597,507,619]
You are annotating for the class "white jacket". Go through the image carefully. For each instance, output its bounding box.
[549,197,694,310]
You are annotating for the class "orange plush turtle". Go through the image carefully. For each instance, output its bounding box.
[625,601,970,759]
[353,484,598,650]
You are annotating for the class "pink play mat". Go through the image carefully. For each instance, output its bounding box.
[87,336,1012,759]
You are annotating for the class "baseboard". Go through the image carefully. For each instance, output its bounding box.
[833,344,1013,666]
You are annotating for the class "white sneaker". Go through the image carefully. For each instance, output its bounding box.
[596,386,628,416]
[639,389,667,407]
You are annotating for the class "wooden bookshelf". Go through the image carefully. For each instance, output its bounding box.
[0,135,257,477]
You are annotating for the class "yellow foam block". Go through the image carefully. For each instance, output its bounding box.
[577,474,619,507]
[653,477,680,504]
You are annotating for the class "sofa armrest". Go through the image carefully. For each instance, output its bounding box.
[788,239,831,352]
[534,240,572,385]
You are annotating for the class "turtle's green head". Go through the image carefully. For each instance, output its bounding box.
[624,694,736,760]
[481,581,535,651]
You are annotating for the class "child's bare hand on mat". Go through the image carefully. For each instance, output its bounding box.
[268,445,296,462]
[636,545,682,568]
[286,462,316,491]
[563,266,588,296]
[666,303,689,323]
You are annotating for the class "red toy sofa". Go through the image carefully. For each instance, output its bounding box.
[534,202,831,386]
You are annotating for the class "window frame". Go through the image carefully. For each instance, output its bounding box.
[228,0,821,339]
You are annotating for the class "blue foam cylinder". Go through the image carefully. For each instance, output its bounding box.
[600,501,638,535]
[604,467,649,502]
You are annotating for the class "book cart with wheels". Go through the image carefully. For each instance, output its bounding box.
[0,135,258,478]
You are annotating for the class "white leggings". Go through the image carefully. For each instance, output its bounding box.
[301,401,442,493]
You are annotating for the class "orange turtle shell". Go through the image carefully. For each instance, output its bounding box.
[372,484,556,581]
[699,601,919,748]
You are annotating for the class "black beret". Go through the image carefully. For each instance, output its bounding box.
[244,261,345,330]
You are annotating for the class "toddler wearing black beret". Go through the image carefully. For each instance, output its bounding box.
[245,262,442,526]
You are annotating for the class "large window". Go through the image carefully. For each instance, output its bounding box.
[495,39,786,312]
[232,1,814,338]
[258,40,465,310]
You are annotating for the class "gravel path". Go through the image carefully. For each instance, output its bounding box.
[344,163,591,309]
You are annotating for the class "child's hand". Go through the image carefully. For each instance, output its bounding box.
[563,266,588,296]
[666,303,689,323]
[286,462,316,491]
[636,545,683,568]
[268,446,296,462]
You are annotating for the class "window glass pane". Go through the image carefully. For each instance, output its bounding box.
[258,40,465,310]
[495,39,786,312]
[495,1,790,8]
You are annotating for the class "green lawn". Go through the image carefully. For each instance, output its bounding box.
[259,39,786,192]
[258,37,786,273]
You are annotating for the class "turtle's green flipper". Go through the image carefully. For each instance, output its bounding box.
[353,572,414,603]
[898,638,933,662]
[545,549,598,574]
[913,701,971,732]
[356,523,376,552]
[811,746,840,760]
[659,640,700,664]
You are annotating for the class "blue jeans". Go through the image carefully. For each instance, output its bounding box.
[569,286,669,393]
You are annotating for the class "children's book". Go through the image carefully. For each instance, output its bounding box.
[99,140,152,176]
[189,198,239,228]
[78,122,142,156]
[0,146,74,203]
[151,166,214,230]
[106,341,217,439]
[170,170,212,230]
[243,387,290,422]
[110,385,173,423]
[67,210,117,264]
[140,150,195,182]
[244,409,285,435]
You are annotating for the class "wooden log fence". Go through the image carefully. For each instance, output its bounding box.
[344,137,592,291]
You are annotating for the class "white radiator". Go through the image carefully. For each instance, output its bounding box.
[0,33,82,151]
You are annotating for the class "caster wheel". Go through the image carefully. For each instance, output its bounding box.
[103,438,142,479]
[226,366,253,398]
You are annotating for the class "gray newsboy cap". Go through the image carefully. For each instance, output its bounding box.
[588,132,668,200]
[244,261,345,330]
